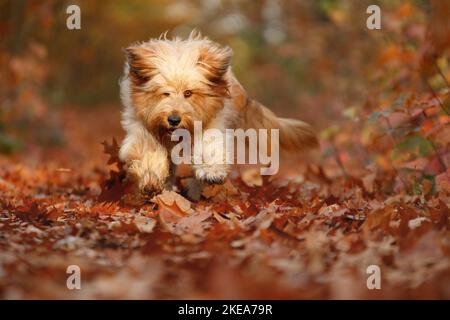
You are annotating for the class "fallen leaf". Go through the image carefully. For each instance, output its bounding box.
[362,172,376,193]
[156,190,192,213]
[241,168,263,187]
[134,216,157,233]
[435,171,450,194]
[408,217,429,230]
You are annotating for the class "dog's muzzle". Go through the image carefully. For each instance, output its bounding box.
[167,114,181,127]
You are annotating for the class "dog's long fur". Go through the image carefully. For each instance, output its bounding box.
[119,31,318,195]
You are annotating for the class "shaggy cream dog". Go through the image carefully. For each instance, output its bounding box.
[119,31,318,196]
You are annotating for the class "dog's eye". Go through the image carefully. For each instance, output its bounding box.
[183,90,193,98]
[163,93,170,97]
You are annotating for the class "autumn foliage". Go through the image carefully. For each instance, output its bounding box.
[0,0,449,299]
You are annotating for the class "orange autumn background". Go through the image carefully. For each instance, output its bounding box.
[0,0,449,299]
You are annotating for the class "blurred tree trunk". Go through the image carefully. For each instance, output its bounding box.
[7,0,29,53]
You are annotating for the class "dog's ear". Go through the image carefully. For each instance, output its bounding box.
[125,45,157,86]
[197,44,233,87]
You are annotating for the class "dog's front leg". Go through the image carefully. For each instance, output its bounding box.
[192,130,229,185]
[119,133,170,195]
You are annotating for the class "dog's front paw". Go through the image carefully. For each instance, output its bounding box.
[126,161,165,197]
[140,172,165,197]
[203,175,226,185]
[141,182,162,197]
[195,165,228,185]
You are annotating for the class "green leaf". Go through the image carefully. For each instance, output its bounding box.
[320,125,340,140]
[0,133,22,154]
[391,135,433,160]
[342,106,357,119]
[368,110,389,124]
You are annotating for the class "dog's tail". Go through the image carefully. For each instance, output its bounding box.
[244,100,319,152]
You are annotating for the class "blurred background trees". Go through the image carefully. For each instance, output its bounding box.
[0,0,448,195]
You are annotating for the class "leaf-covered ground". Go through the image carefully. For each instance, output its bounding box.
[1,0,450,300]
[0,108,449,299]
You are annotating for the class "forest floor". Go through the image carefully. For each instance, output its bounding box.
[0,106,449,299]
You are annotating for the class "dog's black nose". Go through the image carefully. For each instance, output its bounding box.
[167,114,181,127]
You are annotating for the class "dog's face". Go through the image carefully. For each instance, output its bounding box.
[125,35,232,143]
